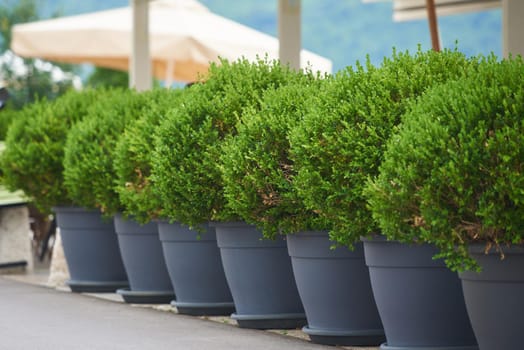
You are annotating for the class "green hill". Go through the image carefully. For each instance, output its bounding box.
[36,0,501,73]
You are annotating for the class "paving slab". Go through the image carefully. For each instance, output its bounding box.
[0,277,379,350]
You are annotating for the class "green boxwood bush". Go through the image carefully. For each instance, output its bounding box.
[0,106,22,140]
[151,58,306,229]
[63,88,147,215]
[366,55,524,271]
[289,48,476,247]
[113,88,187,223]
[1,89,106,213]
[220,76,330,239]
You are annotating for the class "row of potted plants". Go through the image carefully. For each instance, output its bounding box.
[217,48,479,348]
[1,51,522,350]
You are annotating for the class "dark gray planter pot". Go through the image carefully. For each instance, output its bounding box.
[362,236,477,350]
[459,244,524,350]
[113,215,174,304]
[287,231,385,346]
[54,206,128,293]
[214,221,306,329]
[157,221,234,316]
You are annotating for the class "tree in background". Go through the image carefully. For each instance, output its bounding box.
[86,67,129,88]
[0,0,78,112]
[0,0,81,141]
[0,0,38,52]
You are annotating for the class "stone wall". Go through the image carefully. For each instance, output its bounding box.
[47,229,69,287]
[0,205,33,273]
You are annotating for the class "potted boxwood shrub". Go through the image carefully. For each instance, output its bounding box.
[113,86,233,313]
[0,106,22,141]
[1,92,92,213]
[220,77,384,346]
[289,48,478,350]
[366,55,524,350]
[113,88,185,223]
[63,88,173,302]
[152,58,306,328]
[1,89,129,293]
[1,99,52,211]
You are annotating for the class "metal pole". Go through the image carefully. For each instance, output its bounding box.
[503,0,524,57]
[278,0,301,70]
[130,0,152,91]
[165,60,174,88]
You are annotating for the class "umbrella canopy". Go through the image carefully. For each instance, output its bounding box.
[11,0,332,83]
[364,0,502,52]
[364,0,524,58]
[388,0,500,21]
[362,0,499,21]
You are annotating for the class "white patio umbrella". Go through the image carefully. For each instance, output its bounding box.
[364,0,523,58]
[369,0,500,21]
[392,0,501,51]
[11,0,332,85]
[365,0,500,51]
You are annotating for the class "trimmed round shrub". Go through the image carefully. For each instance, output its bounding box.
[1,89,106,213]
[151,58,306,228]
[289,48,476,247]
[366,55,524,271]
[63,88,147,215]
[113,88,187,223]
[0,106,22,140]
[220,76,330,239]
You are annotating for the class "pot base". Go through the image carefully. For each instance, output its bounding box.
[231,312,306,329]
[172,300,235,316]
[380,344,478,350]
[67,279,129,293]
[116,288,175,304]
[303,326,385,346]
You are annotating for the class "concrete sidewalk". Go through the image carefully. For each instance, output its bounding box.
[0,276,378,350]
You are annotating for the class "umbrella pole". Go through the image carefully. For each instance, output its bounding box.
[278,0,301,70]
[165,60,174,87]
[426,0,441,51]
[130,0,152,91]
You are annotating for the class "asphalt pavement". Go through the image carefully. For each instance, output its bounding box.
[0,276,356,350]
